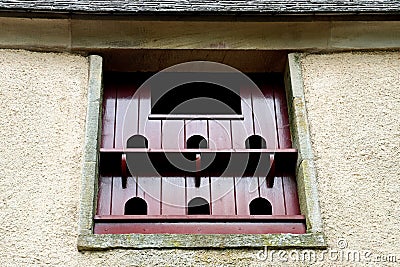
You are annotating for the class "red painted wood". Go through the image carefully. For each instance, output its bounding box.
[210,177,236,215]
[111,176,137,215]
[274,79,292,149]
[137,177,161,215]
[195,154,201,175]
[95,215,305,220]
[139,86,162,149]
[208,120,232,149]
[161,120,185,149]
[231,87,253,149]
[253,84,279,149]
[161,177,186,215]
[115,79,137,149]
[121,154,128,184]
[282,175,301,215]
[101,82,116,149]
[122,92,140,148]
[185,119,208,147]
[101,148,297,153]
[94,222,306,234]
[186,176,211,210]
[258,176,285,215]
[273,79,299,215]
[97,72,302,233]
[277,127,292,149]
[96,176,112,215]
[235,177,260,215]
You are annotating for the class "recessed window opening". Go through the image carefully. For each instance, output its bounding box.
[249,197,272,215]
[245,135,267,149]
[94,70,306,236]
[187,135,208,149]
[151,82,241,115]
[187,197,210,215]
[125,197,148,215]
[127,135,148,148]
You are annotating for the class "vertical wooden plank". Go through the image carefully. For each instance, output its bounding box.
[255,83,279,149]
[185,119,208,148]
[139,86,162,149]
[258,176,285,215]
[161,120,185,149]
[96,176,112,215]
[136,177,161,215]
[186,176,211,210]
[122,91,140,149]
[111,176,137,215]
[161,177,186,215]
[231,87,254,149]
[277,127,292,149]
[123,94,139,147]
[210,177,236,215]
[282,175,301,215]
[115,78,138,149]
[234,177,260,215]
[274,79,292,149]
[101,82,116,149]
[208,120,232,149]
[273,77,298,215]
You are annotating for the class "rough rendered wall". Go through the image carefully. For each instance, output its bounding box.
[301,52,400,264]
[0,50,399,266]
[0,50,89,266]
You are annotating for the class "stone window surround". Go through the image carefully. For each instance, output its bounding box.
[77,53,326,250]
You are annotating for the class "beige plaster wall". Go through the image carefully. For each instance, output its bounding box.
[0,50,89,266]
[0,50,399,266]
[300,52,400,263]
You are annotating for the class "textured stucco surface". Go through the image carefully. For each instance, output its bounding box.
[0,50,399,266]
[0,50,89,266]
[300,52,400,263]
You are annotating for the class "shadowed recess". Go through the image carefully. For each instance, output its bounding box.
[152,82,241,115]
[188,197,210,215]
[245,135,267,149]
[249,197,272,215]
[127,134,148,148]
[187,135,208,149]
[125,197,148,215]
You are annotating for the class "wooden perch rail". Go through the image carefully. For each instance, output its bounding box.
[103,148,297,188]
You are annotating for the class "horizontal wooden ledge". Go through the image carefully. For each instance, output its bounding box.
[94,215,305,222]
[93,216,306,234]
[148,114,244,120]
[100,148,297,153]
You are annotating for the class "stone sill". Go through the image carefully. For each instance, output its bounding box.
[77,232,327,251]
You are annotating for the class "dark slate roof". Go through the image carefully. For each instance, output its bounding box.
[0,1,399,14]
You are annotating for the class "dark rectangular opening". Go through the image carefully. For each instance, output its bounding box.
[150,72,242,119]
[151,81,241,116]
